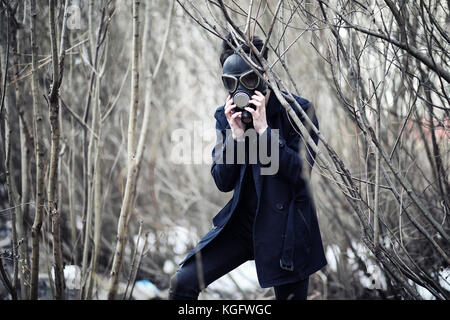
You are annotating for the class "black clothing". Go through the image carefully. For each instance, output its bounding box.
[228,165,257,237]
[168,221,310,300]
[177,90,327,289]
[227,122,258,244]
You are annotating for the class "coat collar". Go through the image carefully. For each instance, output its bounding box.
[265,89,280,118]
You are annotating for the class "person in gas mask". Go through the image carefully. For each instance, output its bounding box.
[169,33,327,300]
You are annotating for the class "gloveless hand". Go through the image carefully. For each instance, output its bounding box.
[245,90,268,135]
[224,95,245,141]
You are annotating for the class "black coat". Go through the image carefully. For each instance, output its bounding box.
[179,91,327,288]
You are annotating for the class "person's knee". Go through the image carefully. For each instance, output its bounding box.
[168,273,180,299]
[168,265,200,300]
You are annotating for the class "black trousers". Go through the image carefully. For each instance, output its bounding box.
[168,215,309,300]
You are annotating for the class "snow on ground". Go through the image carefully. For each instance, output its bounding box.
[438,268,450,292]
[412,268,450,300]
[201,260,261,299]
[132,280,161,300]
[326,241,387,290]
[325,244,340,272]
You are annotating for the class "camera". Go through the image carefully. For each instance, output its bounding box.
[234,103,256,124]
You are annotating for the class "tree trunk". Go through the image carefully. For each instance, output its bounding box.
[29,0,45,299]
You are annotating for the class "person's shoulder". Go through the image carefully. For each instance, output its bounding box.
[287,92,312,109]
[214,104,225,119]
[214,104,225,114]
[279,91,313,118]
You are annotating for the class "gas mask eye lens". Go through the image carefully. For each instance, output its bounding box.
[240,71,259,90]
[222,75,238,92]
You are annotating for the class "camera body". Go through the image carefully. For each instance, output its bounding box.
[233,103,256,124]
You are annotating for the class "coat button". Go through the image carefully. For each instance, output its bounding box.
[276,202,284,210]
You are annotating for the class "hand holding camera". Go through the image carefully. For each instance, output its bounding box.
[224,95,245,141]
[224,91,268,140]
[244,90,268,136]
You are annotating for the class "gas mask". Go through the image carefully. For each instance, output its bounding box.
[222,53,268,125]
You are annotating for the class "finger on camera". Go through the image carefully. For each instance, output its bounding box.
[231,111,242,119]
[225,103,237,115]
[249,100,262,109]
[244,107,257,114]
[225,97,233,108]
[252,94,263,101]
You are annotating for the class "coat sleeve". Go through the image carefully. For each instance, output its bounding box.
[210,109,243,192]
[260,100,319,185]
